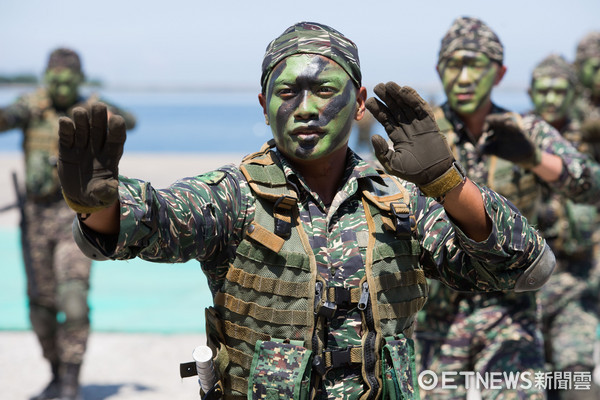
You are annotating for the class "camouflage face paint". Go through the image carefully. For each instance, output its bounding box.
[530,76,575,125]
[439,50,499,114]
[45,67,82,109]
[265,54,357,161]
[580,57,600,97]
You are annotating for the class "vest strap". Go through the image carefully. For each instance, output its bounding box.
[244,222,285,253]
[223,319,271,347]
[226,265,310,298]
[228,374,248,397]
[377,297,428,319]
[226,344,253,370]
[324,346,363,369]
[215,292,310,326]
[373,270,426,291]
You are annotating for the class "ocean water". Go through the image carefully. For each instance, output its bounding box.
[0,85,533,154]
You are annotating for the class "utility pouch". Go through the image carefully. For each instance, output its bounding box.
[381,335,420,400]
[248,340,312,400]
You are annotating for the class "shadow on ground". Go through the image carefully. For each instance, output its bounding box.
[81,383,153,399]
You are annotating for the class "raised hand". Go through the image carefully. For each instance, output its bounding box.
[366,82,463,198]
[479,113,542,169]
[58,102,126,214]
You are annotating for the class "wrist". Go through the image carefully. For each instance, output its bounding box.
[419,161,467,199]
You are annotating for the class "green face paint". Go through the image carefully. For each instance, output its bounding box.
[439,50,499,114]
[265,54,357,161]
[530,76,574,125]
[45,67,82,109]
[580,56,600,97]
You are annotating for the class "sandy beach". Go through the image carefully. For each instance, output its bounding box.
[0,151,243,400]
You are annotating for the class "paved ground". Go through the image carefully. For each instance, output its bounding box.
[0,331,207,400]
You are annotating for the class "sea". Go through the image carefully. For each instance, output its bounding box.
[0,85,533,334]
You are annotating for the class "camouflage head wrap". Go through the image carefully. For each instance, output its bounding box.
[261,22,361,92]
[438,16,504,65]
[531,54,577,87]
[575,31,600,69]
[46,48,83,74]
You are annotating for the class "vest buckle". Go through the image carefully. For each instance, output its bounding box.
[273,195,296,239]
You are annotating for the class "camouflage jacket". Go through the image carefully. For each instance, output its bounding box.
[81,145,546,399]
[0,87,136,201]
[418,102,600,335]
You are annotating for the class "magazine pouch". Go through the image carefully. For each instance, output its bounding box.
[381,335,420,400]
[248,339,312,400]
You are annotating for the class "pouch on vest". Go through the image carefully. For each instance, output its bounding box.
[381,335,420,400]
[248,340,312,400]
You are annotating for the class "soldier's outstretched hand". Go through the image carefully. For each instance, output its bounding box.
[479,113,541,169]
[58,102,126,214]
[366,82,461,198]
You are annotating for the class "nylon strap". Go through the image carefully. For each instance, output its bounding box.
[244,222,285,253]
[226,344,253,370]
[372,270,427,291]
[228,374,248,397]
[377,297,428,320]
[226,265,310,297]
[215,292,310,326]
[222,319,271,346]
[324,346,363,368]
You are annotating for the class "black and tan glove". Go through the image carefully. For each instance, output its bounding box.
[365,82,465,199]
[581,118,600,143]
[479,112,542,170]
[58,102,126,214]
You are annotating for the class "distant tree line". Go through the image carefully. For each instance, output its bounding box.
[0,73,103,87]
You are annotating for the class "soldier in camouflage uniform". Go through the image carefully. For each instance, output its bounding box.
[572,32,600,158]
[527,53,600,399]
[56,22,555,400]
[0,48,136,400]
[415,17,600,400]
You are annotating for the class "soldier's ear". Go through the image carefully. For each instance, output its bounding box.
[258,93,269,125]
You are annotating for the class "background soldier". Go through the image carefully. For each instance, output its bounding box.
[415,17,600,399]
[0,48,136,400]
[528,53,600,400]
[55,22,554,399]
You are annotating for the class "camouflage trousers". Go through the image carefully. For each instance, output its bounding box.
[23,197,92,365]
[415,298,546,400]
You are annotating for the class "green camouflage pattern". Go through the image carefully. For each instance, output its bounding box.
[416,102,600,399]
[249,340,311,400]
[382,336,420,400]
[531,54,578,87]
[85,145,548,399]
[261,22,361,90]
[438,16,504,65]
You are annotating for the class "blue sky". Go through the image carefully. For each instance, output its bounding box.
[1,0,598,94]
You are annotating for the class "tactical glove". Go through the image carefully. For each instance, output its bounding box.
[581,118,600,143]
[479,113,542,169]
[58,103,126,214]
[365,82,464,198]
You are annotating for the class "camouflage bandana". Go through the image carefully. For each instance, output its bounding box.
[531,54,577,87]
[46,48,82,74]
[575,31,600,68]
[260,22,361,91]
[438,16,504,65]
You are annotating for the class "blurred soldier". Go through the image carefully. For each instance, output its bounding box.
[0,48,136,400]
[572,31,600,158]
[528,53,600,400]
[415,17,600,399]
[55,22,555,399]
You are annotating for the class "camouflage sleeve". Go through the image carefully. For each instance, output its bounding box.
[414,181,546,292]
[525,115,600,203]
[108,164,254,265]
[0,95,31,132]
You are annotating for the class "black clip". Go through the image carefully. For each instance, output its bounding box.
[273,195,295,239]
[330,348,352,368]
[390,202,413,238]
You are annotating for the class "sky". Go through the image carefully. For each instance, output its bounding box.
[0,0,599,96]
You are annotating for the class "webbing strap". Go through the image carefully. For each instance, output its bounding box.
[227,265,310,297]
[273,195,296,238]
[223,320,271,346]
[324,286,361,304]
[226,344,253,370]
[215,292,310,326]
[377,297,427,319]
[373,270,426,292]
[228,374,248,397]
[244,222,285,253]
[324,346,363,368]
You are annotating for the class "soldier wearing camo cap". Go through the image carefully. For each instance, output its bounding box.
[54,21,558,399]
[527,53,600,399]
[0,47,136,400]
[415,16,600,400]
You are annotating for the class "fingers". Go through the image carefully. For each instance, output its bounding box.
[72,107,90,149]
[91,103,108,155]
[106,115,127,173]
[58,117,75,149]
[371,134,391,157]
[365,97,397,134]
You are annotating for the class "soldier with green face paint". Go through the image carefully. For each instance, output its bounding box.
[56,22,555,400]
[415,17,600,400]
[527,53,600,400]
[0,48,136,400]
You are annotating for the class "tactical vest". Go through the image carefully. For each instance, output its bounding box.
[205,142,427,400]
[21,89,99,201]
[433,108,541,223]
